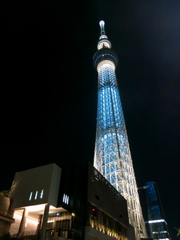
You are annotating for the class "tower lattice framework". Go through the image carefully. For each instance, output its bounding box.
[93,21,147,240]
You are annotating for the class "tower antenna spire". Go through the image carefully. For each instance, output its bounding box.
[99,20,105,36]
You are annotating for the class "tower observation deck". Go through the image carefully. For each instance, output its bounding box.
[93,21,147,240]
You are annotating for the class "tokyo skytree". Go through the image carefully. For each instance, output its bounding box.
[93,20,147,240]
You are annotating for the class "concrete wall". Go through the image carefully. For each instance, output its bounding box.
[0,220,10,236]
[0,195,14,236]
[127,224,136,240]
[0,195,10,216]
[85,226,118,240]
[10,163,62,209]
[9,210,23,236]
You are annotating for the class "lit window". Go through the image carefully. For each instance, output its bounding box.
[63,194,69,204]
[148,219,167,224]
[35,191,38,200]
[40,190,44,199]
[29,192,33,201]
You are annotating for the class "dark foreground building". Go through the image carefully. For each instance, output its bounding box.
[5,162,129,240]
[139,182,171,240]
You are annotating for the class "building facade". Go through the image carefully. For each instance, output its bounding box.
[140,181,171,240]
[93,20,147,240]
[0,193,14,236]
[7,162,129,240]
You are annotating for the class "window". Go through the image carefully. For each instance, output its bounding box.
[95,194,100,200]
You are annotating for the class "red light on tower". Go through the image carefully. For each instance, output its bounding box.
[154,182,156,184]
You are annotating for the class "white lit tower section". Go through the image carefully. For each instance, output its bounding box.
[93,21,147,240]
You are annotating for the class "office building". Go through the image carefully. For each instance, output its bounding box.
[139,182,170,240]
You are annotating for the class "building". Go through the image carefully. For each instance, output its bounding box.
[93,20,147,240]
[139,182,171,240]
[7,162,129,240]
[0,192,14,236]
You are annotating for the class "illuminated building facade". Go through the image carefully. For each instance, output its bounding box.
[93,20,147,239]
[7,163,129,240]
[144,181,171,240]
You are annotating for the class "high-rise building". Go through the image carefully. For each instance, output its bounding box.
[93,20,147,239]
[140,181,171,240]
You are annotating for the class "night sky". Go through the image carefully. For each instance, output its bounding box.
[0,0,180,239]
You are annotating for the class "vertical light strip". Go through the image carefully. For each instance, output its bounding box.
[29,192,33,201]
[40,190,44,199]
[34,191,38,199]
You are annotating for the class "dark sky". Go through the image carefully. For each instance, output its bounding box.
[0,0,180,238]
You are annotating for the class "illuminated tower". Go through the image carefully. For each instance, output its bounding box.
[93,20,147,239]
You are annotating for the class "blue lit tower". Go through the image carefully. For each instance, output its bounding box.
[93,21,147,239]
[145,181,171,240]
